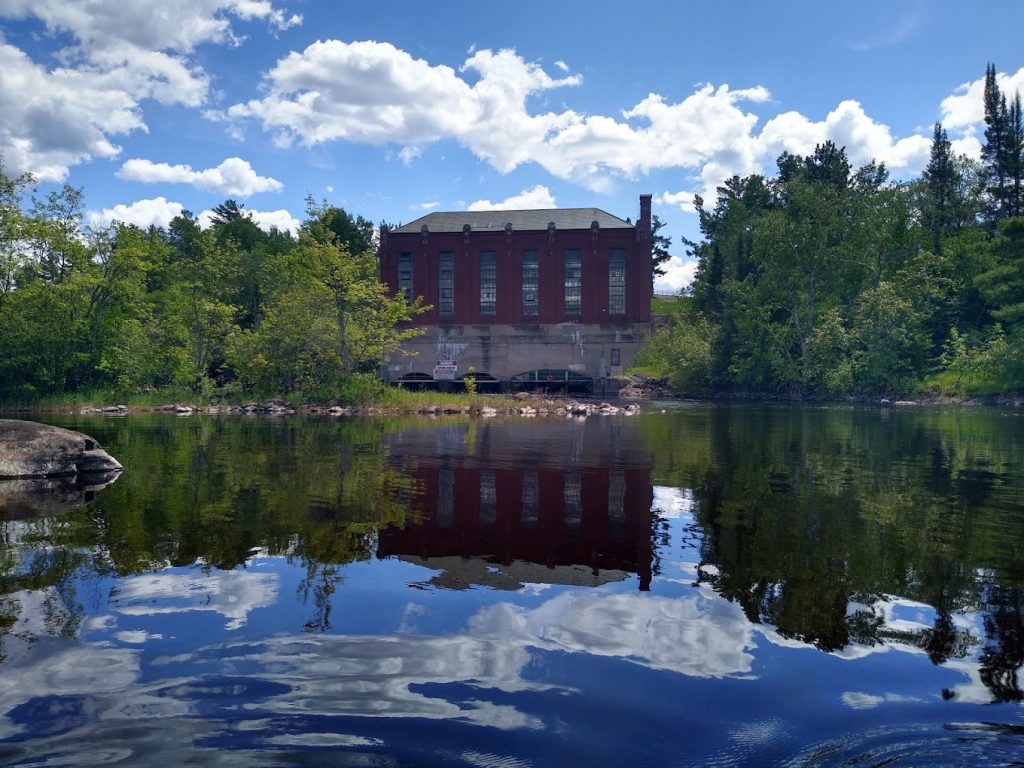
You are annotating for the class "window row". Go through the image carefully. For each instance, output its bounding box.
[435,469,626,527]
[398,249,628,316]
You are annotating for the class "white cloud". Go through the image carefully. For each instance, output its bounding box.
[414,201,440,210]
[655,190,698,214]
[554,60,569,72]
[224,40,946,202]
[87,197,185,229]
[0,0,299,54]
[398,146,422,165]
[468,184,556,211]
[0,42,142,182]
[90,197,299,234]
[756,99,931,176]
[198,206,300,234]
[940,66,1024,131]
[655,256,699,295]
[243,207,301,235]
[0,0,297,180]
[118,157,283,196]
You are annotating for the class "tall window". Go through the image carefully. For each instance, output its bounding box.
[522,251,539,316]
[564,249,581,314]
[609,248,625,314]
[564,471,582,536]
[438,252,454,316]
[522,470,538,527]
[479,251,496,315]
[438,469,454,528]
[480,469,496,525]
[398,252,412,303]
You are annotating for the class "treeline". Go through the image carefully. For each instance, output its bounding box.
[0,181,426,402]
[640,64,1024,397]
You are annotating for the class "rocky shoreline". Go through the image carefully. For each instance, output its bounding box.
[76,395,643,419]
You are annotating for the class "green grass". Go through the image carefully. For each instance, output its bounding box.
[922,371,1010,398]
[2,387,204,412]
[3,382,520,415]
[651,295,679,316]
[378,387,516,413]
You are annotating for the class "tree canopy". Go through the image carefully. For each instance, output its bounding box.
[0,180,426,402]
[638,64,1024,398]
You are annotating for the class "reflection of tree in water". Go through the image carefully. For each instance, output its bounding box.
[0,416,419,645]
[299,563,342,633]
[979,585,1024,702]
[645,406,1024,701]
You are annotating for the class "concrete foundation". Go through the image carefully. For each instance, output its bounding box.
[385,322,650,385]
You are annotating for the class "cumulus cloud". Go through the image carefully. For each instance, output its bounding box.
[197,206,300,234]
[655,256,699,295]
[468,184,557,211]
[87,197,185,229]
[940,66,1024,131]
[0,0,298,179]
[655,190,698,214]
[0,42,143,182]
[0,0,300,54]
[117,157,283,196]
[88,197,299,234]
[756,99,931,175]
[223,40,951,202]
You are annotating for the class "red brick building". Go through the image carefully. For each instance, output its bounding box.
[379,195,653,388]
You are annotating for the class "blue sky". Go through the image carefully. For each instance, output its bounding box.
[1,0,1022,292]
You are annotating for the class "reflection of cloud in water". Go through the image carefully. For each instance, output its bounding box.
[841,691,920,710]
[140,590,754,736]
[942,659,996,705]
[115,630,163,644]
[111,569,279,630]
[205,635,546,731]
[651,486,694,518]
[470,590,756,678]
[0,638,141,739]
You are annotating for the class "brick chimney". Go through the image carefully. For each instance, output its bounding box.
[638,194,653,320]
[639,193,652,233]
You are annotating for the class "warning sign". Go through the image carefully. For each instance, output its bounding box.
[433,360,458,380]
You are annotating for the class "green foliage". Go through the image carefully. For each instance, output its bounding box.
[632,302,716,395]
[644,115,1024,398]
[0,171,427,403]
[463,366,478,395]
[650,214,672,277]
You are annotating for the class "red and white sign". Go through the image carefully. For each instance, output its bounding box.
[433,360,458,380]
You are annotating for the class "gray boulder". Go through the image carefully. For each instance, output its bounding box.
[0,419,123,478]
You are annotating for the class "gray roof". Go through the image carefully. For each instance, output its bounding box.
[391,207,633,234]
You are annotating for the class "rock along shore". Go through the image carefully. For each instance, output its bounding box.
[75,395,642,419]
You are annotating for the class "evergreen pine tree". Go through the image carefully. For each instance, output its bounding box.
[922,122,957,251]
[982,63,1010,229]
[1007,92,1024,218]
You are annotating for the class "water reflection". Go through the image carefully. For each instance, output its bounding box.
[379,420,656,590]
[0,408,1020,765]
[644,405,1024,704]
[0,470,120,519]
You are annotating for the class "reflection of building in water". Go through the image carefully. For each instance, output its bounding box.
[378,420,655,590]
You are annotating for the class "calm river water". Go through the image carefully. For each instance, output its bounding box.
[0,405,1022,766]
